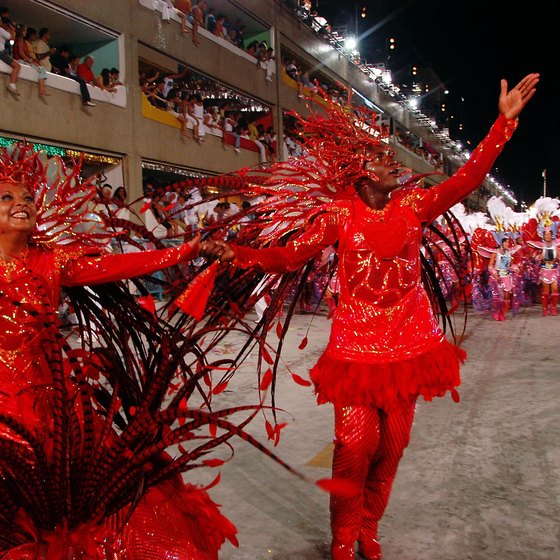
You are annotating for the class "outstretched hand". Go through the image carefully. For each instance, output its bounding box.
[199,239,236,263]
[499,73,539,120]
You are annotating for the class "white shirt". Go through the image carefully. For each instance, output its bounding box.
[0,26,11,51]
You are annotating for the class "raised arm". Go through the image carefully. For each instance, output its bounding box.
[417,73,539,224]
[60,238,199,286]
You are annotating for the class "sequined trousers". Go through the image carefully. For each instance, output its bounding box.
[330,402,416,552]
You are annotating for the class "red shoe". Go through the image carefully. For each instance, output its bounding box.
[331,539,355,560]
[357,538,382,559]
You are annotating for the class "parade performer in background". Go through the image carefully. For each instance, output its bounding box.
[487,232,521,320]
[525,200,560,315]
[477,196,523,321]
[198,73,539,559]
[0,145,297,558]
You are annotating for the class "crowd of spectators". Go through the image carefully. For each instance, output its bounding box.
[395,127,443,169]
[1,5,121,106]
[140,64,277,162]
[282,54,348,104]
[140,178,259,240]
[157,0,276,83]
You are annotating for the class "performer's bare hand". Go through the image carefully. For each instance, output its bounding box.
[199,239,235,262]
[499,73,539,120]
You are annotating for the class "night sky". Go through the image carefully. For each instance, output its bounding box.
[314,0,556,206]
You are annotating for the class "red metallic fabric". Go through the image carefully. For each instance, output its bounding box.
[0,241,239,559]
[329,403,415,548]
[231,115,515,408]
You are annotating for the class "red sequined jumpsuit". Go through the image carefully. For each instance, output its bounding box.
[0,242,237,559]
[230,114,517,555]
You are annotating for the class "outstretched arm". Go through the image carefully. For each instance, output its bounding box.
[417,73,539,224]
[199,210,340,273]
[60,237,199,286]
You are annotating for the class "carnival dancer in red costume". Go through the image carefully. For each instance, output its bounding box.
[199,73,539,559]
[0,145,296,558]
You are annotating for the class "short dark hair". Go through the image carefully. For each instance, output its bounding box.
[38,27,49,38]
[110,67,119,74]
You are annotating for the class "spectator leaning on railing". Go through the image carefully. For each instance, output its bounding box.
[50,44,71,75]
[33,27,54,73]
[67,54,96,107]
[12,23,49,96]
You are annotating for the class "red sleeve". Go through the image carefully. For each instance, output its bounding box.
[60,241,198,287]
[415,114,518,224]
[231,210,340,273]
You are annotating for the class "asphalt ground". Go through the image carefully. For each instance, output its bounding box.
[187,301,560,560]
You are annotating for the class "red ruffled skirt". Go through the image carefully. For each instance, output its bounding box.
[310,339,465,412]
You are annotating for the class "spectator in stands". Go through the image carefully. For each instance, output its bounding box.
[166,87,183,116]
[161,67,187,97]
[284,57,299,80]
[188,92,206,143]
[191,0,207,46]
[148,78,169,110]
[96,67,118,93]
[264,126,277,162]
[112,186,128,208]
[226,27,237,45]
[170,0,191,35]
[224,111,241,152]
[298,0,312,15]
[12,24,49,97]
[246,40,259,58]
[77,55,97,87]
[109,67,122,86]
[67,54,96,107]
[178,91,196,141]
[149,191,177,238]
[51,44,71,75]
[33,28,54,73]
[259,47,276,82]
[24,28,38,57]
[248,119,259,141]
[0,7,13,51]
[230,19,245,48]
[214,14,228,38]
[300,70,317,94]
[169,193,190,233]
[94,185,118,216]
[205,7,216,33]
[1,16,21,96]
[0,6,12,26]
[204,105,223,134]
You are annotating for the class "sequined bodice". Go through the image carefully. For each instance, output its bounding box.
[0,249,58,354]
[339,201,423,307]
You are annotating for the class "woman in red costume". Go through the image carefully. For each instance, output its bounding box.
[199,73,539,559]
[0,146,246,558]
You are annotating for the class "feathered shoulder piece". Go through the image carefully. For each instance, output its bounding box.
[0,143,109,248]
